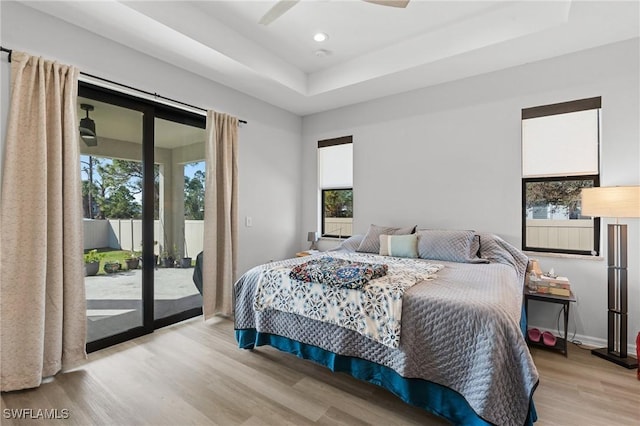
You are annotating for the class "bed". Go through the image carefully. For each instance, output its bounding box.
[234,228,539,426]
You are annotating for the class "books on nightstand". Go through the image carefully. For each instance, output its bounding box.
[535,275,571,296]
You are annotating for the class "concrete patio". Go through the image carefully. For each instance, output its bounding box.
[85,267,202,342]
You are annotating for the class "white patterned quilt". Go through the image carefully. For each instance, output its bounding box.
[253,252,443,348]
[235,233,539,425]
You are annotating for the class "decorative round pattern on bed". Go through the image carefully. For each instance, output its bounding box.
[253,252,443,349]
[289,256,389,290]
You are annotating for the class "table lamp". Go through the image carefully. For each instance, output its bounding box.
[307,231,319,250]
[581,186,640,368]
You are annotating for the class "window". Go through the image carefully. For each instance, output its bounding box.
[521,97,601,255]
[318,136,353,238]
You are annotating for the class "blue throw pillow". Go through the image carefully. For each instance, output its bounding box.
[356,224,416,253]
[379,234,418,258]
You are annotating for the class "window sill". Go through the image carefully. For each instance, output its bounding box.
[523,251,603,261]
[320,236,350,241]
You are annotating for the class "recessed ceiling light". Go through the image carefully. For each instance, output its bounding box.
[313,32,328,42]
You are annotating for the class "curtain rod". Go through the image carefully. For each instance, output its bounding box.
[81,72,248,124]
[0,46,12,62]
[0,45,247,124]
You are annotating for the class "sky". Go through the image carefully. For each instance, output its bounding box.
[184,161,204,179]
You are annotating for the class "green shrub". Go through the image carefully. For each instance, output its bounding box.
[84,249,103,263]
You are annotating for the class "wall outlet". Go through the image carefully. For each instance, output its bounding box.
[245,216,252,227]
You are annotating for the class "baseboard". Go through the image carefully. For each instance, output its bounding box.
[527,325,638,358]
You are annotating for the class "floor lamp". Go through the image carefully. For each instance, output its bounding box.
[582,186,640,369]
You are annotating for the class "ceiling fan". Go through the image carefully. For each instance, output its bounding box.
[259,0,410,26]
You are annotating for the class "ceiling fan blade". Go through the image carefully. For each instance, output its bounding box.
[362,0,410,8]
[259,0,300,25]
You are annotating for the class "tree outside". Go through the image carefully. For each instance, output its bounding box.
[82,157,207,221]
[184,167,205,220]
[99,186,141,218]
[525,180,594,219]
[81,156,160,219]
[82,179,100,218]
[323,189,353,218]
[323,189,353,237]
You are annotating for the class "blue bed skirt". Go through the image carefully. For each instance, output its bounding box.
[236,328,537,426]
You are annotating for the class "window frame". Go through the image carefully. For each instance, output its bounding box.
[321,188,353,238]
[318,136,353,238]
[521,97,601,256]
[521,175,600,256]
[79,81,204,354]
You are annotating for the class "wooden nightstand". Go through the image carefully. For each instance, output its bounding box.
[296,250,320,257]
[524,289,576,356]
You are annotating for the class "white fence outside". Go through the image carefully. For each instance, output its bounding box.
[86,218,591,254]
[84,218,204,257]
[525,219,594,251]
[83,219,110,249]
[324,217,353,237]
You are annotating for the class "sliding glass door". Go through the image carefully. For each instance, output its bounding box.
[79,83,205,352]
[153,116,205,324]
[79,91,147,349]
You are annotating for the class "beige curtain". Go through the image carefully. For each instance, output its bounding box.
[0,52,86,391]
[202,111,239,319]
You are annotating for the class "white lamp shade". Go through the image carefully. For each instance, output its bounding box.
[581,186,640,218]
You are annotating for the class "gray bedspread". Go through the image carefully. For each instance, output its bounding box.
[234,234,539,426]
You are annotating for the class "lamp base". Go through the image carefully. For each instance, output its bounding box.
[591,347,638,369]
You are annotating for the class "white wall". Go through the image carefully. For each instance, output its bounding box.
[0,2,303,276]
[302,38,640,350]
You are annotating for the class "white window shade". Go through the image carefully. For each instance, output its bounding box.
[319,143,352,188]
[522,109,599,177]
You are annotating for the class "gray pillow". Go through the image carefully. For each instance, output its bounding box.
[356,224,416,253]
[470,234,480,258]
[329,234,364,252]
[416,229,477,263]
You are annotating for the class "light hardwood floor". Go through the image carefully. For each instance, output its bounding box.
[2,317,639,425]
